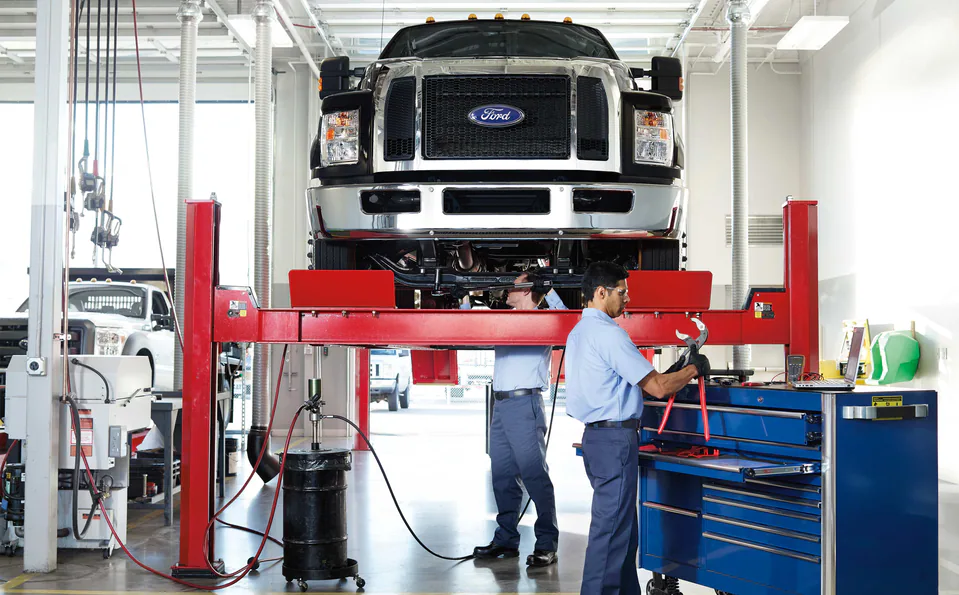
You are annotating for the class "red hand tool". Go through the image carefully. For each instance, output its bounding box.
[657,317,710,441]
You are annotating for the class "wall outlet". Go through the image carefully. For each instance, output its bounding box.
[108,426,124,458]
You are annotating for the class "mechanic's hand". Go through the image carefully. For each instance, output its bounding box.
[663,358,685,375]
[687,351,711,380]
[531,278,552,294]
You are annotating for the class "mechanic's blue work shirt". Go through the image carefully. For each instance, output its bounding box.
[461,290,567,391]
[565,308,656,424]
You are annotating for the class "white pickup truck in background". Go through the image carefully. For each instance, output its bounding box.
[369,348,412,412]
[0,280,175,391]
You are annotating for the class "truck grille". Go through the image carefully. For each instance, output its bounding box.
[384,77,416,161]
[0,322,88,369]
[423,75,571,160]
[576,76,609,160]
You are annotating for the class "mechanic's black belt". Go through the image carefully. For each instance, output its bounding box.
[493,388,540,401]
[587,419,640,429]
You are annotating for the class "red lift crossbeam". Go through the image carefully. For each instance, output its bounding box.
[176,198,819,574]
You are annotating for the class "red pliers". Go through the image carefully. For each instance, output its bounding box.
[657,318,710,441]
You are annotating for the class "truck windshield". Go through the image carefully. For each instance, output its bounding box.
[17,286,147,319]
[380,21,618,61]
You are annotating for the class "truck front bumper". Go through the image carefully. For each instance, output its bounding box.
[307,182,686,240]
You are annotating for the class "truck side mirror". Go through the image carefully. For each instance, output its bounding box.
[319,56,352,99]
[152,313,173,331]
[650,56,684,101]
[630,58,684,101]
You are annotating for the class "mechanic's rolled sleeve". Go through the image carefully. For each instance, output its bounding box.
[565,308,655,424]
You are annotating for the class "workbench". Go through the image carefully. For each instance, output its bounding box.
[130,391,233,526]
[634,384,938,595]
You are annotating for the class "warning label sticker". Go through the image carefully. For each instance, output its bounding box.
[70,413,94,457]
[872,396,903,407]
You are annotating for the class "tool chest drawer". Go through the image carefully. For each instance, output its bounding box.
[702,512,821,558]
[702,495,821,535]
[644,401,822,446]
[703,532,820,595]
[702,483,821,516]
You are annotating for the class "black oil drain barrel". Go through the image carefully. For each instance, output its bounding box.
[282,448,359,584]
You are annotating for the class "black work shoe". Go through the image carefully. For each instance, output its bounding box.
[526,549,557,567]
[473,542,520,559]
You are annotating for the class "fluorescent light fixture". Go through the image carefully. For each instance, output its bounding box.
[748,0,773,22]
[227,14,294,48]
[777,16,849,50]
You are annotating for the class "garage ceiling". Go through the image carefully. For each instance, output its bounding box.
[0,0,809,83]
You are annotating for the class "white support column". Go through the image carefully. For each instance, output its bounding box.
[24,0,70,573]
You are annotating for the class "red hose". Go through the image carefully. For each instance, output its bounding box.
[77,408,302,591]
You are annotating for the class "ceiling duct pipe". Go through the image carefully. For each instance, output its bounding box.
[249,0,280,483]
[174,0,202,393]
[728,0,751,370]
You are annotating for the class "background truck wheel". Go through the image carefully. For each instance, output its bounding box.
[388,385,399,411]
[399,386,410,409]
[311,239,355,270]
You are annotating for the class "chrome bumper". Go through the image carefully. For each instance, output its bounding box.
[307,182,686,240]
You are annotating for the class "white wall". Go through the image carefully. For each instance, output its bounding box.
[685,64,804,368]
[800,0,959,480]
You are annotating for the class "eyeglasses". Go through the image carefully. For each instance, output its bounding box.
[604,286,629,297]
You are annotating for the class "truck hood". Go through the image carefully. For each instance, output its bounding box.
[371,56,634,91]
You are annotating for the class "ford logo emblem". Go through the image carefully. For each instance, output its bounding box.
[468,104,525,128]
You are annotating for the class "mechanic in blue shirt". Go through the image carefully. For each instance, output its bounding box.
[566,261,709,595]
[461,271,566,567]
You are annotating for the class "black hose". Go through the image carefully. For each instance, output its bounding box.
[323,414,474,561]
[64,394,101,541]
[71,358,110,403]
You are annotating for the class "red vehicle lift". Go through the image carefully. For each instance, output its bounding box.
[174,198,819,576]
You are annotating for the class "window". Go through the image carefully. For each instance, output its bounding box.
[152,290,170,316]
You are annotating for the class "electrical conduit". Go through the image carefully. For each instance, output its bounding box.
[173,0,202,392]
[728,0,751,370]
[250,0,279,482]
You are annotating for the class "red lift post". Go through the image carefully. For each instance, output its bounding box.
[175,198,819,575]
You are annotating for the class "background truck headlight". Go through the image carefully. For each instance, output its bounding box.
[94,328,128,356]
[634,110,674,166]
[320,109,360,166]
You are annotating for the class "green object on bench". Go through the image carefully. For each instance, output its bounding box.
[867,331,920,385]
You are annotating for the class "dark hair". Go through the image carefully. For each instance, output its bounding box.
[522,270,547,305]
[582,261,628,302]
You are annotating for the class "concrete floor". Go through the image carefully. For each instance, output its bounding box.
[0,395,955,594]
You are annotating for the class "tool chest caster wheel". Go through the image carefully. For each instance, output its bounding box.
[647,574,683,595]
[298,579,308,591]
[715,591,733,595]
[355,576,366,589]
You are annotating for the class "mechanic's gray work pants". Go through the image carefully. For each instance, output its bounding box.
[489,392,558,551]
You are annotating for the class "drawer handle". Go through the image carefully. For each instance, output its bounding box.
[842,404,928,421]
[644,401,808,420]
[704,483,821,509]
[704,532,821,564]
[703,496,821,522]
[745,478,821,495]
[642,502,700,518]
[702,514,820,543]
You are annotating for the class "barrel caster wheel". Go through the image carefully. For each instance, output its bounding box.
[297,579,308,591]
[247,557,260,572]
[355,576,366,589]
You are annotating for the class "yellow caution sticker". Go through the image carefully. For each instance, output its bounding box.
[872,395,903,407]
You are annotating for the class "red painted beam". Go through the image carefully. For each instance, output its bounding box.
[212,289,789,348]
[175,199,219,575]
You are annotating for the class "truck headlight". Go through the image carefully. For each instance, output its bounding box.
[320,109,360,166]
[94,327,128,356]
[634,110,674,166]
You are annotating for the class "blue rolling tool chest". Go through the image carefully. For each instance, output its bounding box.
[628,385,937,595]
